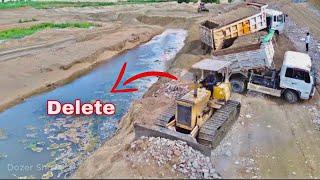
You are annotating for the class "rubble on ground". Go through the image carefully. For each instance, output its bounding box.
[304,105,320,130]
[152,81,189,98]
[126,136,221,179]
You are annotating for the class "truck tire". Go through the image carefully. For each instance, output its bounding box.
[201,42,206,50]
[283,90,298,103]
[230,79,246,93]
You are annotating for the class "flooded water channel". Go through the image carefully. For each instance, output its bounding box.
[0,29,187,178]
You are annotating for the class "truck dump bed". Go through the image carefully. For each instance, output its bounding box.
[211,39,274,76]
[200,2,268,51]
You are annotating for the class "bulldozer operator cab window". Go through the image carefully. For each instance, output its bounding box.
[285,68,311,83]
[177,105,192,126]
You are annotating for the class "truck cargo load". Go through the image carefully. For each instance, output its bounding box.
[211,30,275,78]
[200,2,286,53]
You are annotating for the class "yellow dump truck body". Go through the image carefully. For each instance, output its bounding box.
[200,2,268,51]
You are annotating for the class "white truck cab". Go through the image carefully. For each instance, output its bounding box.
[279,51,316,102]
[265,9,286,34]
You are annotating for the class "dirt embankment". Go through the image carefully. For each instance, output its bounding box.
[0,17,163,112]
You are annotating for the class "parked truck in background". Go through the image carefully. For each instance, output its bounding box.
[199,2,286,53]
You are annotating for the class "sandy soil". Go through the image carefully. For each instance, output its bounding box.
[0,25,163,112]
[74,1,320,179]
[1,0,320,179]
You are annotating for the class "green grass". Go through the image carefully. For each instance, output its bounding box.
[0,0,170,9]
[0,22,95,40]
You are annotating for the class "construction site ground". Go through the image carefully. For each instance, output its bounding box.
[0,0,319,178]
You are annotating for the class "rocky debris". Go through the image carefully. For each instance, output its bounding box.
[153,81,189,98]
[303,105,320,130]
[313,115,320,130]
[42,171,53,179]
[127,136,221,179]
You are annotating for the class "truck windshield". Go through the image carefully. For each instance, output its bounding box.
[285,68,310,83]
[277,15,284,22]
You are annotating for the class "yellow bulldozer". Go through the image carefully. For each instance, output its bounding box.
[134,59,241,155]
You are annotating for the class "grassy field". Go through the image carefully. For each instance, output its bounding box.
[0,0,170,9]
[0,22,95,40]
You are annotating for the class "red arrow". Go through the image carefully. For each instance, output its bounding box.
[110,62,177,93]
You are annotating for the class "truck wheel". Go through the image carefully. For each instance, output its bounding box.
[231,79,246,93]
[202,45,210,55]
[274,30,280,42]
[201,42,206,50]
[283,90,298,103]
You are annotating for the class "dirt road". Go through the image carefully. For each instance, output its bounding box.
[212,91,320,178]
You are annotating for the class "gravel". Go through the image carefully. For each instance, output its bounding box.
[126,136,221,179]
[304,105,320,130]
[153,81,189,99]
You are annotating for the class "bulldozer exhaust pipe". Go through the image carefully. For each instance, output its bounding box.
[194,76,198,98]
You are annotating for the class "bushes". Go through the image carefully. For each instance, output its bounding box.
[0,22,95,40]
[201,0,219,3]
[0,0,171,9]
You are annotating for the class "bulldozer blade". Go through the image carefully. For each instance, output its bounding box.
[134,123,212,156]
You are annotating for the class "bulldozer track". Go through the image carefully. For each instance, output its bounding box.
[198,100,241,148]
[155,104,176,127]
[153,100,240,151]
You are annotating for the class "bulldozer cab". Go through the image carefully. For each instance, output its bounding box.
[192,59,232,82]
[175,59,233,132]
[192,59,232,101]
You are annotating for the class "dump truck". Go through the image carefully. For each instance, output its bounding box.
[208,30,275,91]
[203,33,316,104]
[200,2,286,52]
[205,30,316,103]
[134,61,240,155]
[247,51,316,103]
